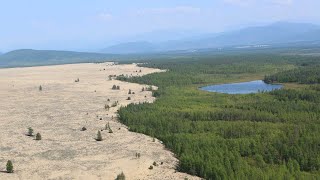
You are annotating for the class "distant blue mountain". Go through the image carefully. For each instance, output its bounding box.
[101,41,155,54]
[100,22,320,54]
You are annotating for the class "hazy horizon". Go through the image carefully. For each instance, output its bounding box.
[1,0,320,52]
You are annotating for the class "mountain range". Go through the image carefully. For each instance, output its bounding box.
[1,22,320,68]
[100,22,320,54]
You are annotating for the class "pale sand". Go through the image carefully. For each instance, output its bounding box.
[0,63,199,180]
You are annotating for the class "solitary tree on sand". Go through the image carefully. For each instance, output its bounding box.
[27,127,34,136]
[6,160,13,173]
[96,131,103,141]
[35,133,42,140]
[115,172,125,180]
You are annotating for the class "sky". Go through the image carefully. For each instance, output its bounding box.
[1,0,320,52]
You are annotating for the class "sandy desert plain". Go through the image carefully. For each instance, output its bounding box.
[0,62,199,180]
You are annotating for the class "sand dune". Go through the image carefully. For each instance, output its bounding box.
[0,63,198,180]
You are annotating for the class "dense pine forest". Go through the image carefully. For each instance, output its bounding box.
[264,65,320,84]
[117,54,320,179]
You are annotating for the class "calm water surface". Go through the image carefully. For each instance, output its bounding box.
[200,80,283,94]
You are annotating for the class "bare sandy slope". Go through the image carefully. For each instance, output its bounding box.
[0,63,198,180]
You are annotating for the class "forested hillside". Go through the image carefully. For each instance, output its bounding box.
[264,65,320,84]
[117,54,320,179]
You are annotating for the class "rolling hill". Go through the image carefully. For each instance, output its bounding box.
[0,49,116,68]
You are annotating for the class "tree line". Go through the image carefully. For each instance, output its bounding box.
[118,54,320,179]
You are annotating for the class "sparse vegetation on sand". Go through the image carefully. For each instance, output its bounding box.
[0,62,188,179]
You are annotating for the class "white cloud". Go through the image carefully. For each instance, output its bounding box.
[223,0,293,6]
[97,13,113,21]
[137,6,201,15]
[272,0,293,5]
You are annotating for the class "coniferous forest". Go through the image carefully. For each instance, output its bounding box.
[117,54,320,179]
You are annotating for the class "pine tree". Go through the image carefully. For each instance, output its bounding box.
[6,160,13,173]
[115,172,125,180]
[105,104,110,111]
[39,85,42,91]
[27,127,34,136]
[35,133,42,140]
[96,131,102,141]
[128,89,132,94]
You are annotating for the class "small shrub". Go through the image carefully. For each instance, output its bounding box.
[116,86,120,90]
[115,172,125,180]
[27,127,34,136]
[112,85,117,90]
[148,165,153,170]
[96,131,102,141]
[153,161,157,166]
[127,97,131,100]
[81,127,87,131]
[111,101,118,107]
[39,85,42,91]
[6,160,13,173]
[35,133,42,140]
[128,89,132,94]
[146,86,152,91]
[152,91,160,97]
[142,87,145,91]
[109,127,113,133]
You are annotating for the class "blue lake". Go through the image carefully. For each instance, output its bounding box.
[200,80,283,94]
